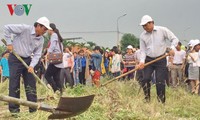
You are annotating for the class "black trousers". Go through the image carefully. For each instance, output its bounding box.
[136,69,144,86]
[8,53,37,113]
[141,56,167,103]
[45,64,62,93]
[79,66,86,85]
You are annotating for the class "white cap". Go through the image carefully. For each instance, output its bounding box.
[191,39,200,50]
[140,15,153,26]
[188,39,194,46]
[127,45,133,49]
[36,17,52,30]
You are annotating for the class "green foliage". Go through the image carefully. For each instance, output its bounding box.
[43,34,50,48]
[120,33,139,52]
[78,42,86,48]
[62,40,71,47]
[0,45,6,57]
[87,41,96,48]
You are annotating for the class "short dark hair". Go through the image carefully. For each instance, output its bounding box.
[99,49,103,55]
[111,47,118,54]
[78,49,84,54]
[2,50,10,57]
[93,46,101,51]
[178,42,182,46]
[34,22,44,28]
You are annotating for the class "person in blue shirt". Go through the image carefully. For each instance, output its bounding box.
[0,50,10,82]
[73,52,81,86]
[86,46,102,87]
[78,49,87,85]
[3,16,51,114]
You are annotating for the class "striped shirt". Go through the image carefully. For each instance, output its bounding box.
[3,24,44,67]
[123,53,135,67]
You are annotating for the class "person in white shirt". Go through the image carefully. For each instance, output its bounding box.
[171,42,186,87]
[110,47,121,77]
[137,15,179,103]
[187,40,200,94]
[60,46,74,88]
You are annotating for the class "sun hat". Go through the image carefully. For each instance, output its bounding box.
[188,39,194,47]
[36,17,52,30]
[191,39,200,50]
[140,15,153,26]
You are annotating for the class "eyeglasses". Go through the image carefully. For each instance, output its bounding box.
[42,26,48,31]
[142,22,151,27]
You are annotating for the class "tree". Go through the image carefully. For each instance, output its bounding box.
[78,42,86,49]
[63,40,72,47]
[43,34,50,48]
[86,41,96,50]
[120,33,139,52]
[0,45,6,57]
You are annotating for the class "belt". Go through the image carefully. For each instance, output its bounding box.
[11,53,31,59]
[173,63,182,65]
[147,54,165,59]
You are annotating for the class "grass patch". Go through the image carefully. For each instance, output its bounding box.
[0,78,200,119]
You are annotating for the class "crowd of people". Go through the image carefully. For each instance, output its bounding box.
[0,15,200,116]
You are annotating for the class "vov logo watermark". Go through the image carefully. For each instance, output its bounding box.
[7,4,32,16]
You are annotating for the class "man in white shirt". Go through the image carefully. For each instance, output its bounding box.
[135,47,144,84]
[137,15,179,103]
[60,46,74,88]
[171,42,186,87]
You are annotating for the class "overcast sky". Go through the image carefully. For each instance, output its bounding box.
[0,0,199,48]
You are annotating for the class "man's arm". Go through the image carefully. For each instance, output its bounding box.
[137,37,146,69]
[3,24,26,45]
[30,39,44,68]
[163,27,179,49]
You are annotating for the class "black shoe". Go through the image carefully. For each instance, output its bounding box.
[29,109,37,113]
[157,96,165,103]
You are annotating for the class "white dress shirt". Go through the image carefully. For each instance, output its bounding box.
[172,49,186,64]
[140,26,179,63]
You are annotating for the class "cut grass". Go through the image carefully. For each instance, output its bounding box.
[0,78,200,120]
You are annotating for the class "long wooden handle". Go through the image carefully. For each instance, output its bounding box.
[1,39,49,90]
[101,54,168,87]
[0,94,71,115]
[0,95,52,111]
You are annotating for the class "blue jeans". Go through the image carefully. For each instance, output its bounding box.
[73,69,79,85]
